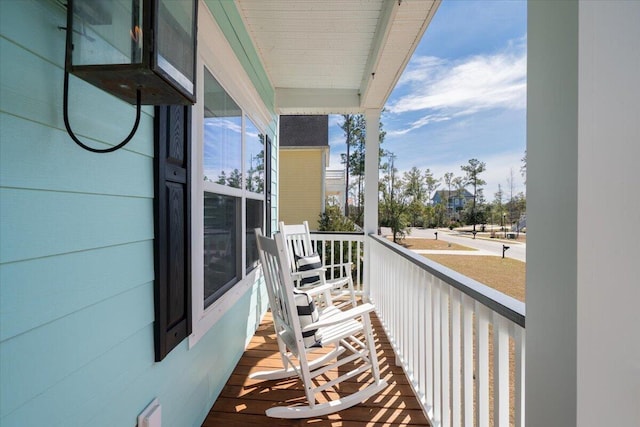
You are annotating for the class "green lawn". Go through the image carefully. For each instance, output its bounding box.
[421,254,526,302]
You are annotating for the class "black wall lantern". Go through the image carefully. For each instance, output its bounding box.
[63,0,197,152]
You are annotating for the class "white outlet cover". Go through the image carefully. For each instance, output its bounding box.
[138,398,161,427]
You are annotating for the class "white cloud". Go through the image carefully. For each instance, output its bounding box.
[387,43,526,134]
[387,114,451,136]
[204,118,242,134]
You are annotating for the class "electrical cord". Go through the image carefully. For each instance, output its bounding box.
[63,71,142,153]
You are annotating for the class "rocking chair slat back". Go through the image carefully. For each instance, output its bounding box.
[278,221,314,272]
[255,229,300,355]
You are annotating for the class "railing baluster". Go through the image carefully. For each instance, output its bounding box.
[475,303,490,427]
[493,312,510,426]
[441,279,451,426]
[451,288,462,427]
[425,271,434,420]
[418,269,428,407]
[414,264,421,381]
[433,278,442,425]
[515,325,525,427]
[461,294,474,427]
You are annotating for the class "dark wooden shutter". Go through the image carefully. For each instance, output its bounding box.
[264,135,272,235]
[154,105,192,361]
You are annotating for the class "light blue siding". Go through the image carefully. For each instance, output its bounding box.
[0,0,273,426]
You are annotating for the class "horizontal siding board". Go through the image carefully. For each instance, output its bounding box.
[0,0,66,66]
[0,282,154,417]
[0,39,154,157]
[0,114,153,197]
[1,272,267,426]
[0,240,154,341]
[88,284,263,427]
[0,189,153,263]
[1,325,155,427]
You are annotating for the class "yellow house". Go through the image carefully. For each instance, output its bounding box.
[279,115,329,227]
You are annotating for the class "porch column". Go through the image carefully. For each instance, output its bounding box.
[527,2,640,426]
[363,108,380,296]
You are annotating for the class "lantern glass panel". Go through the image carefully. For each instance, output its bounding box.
[156,0,196,94]
[72,0,143,66]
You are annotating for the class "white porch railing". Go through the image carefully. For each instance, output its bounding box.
[309,231,365,293]
[368,234,526,427]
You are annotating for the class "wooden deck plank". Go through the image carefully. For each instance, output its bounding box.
[203,311,430,426]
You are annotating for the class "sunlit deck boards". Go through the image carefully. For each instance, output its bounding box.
[203,311,430,427]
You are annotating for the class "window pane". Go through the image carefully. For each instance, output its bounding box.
[204,193,238,307]
[203,70,242,188]
[246,199,263,272]
[245,118,264,193]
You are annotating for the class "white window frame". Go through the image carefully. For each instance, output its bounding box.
[189,3,272,347]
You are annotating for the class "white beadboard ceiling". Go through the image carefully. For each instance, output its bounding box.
[235,0,440,115]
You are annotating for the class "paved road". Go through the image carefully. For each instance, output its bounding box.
[383,227,527,262]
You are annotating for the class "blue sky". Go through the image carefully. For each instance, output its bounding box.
[328,0,527,199]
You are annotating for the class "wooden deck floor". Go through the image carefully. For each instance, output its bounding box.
[203,310,431,427]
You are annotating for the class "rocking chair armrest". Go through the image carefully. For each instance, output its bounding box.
[302,303,375,332]
[297,282,335,297]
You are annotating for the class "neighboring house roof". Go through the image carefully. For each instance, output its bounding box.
[280,115,329,148]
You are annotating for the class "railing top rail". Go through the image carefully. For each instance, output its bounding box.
[310,231,365,237]
[369,233,526,327]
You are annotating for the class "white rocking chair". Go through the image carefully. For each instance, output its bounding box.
[279,220,357,308]
[253,229,387,418]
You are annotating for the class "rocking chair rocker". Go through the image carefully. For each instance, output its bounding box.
[253,229,387,418]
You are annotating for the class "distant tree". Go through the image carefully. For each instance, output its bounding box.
[216,171,227,185]
[461,158,486,231]
[227,169,242,188]
[494,184,505,228]
[506,167,517,223]
[432,203,447,227]
[339,114,386,226]
[521,150,527,185]
[424,169,441,205]
[340,114,358,217]
[443,172,454,220]
[403,167,427,203]
[318,203,358,278]
[463,187,487,225]
[318,203,356,232]
[380,152,408,243]
[403,167,425,227]
[246,149,264,193]
[494,184,504,206]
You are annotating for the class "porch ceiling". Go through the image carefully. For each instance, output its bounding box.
[235,0,440,115]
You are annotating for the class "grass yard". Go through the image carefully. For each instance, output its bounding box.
[423,254,526,302]
[392,237,475,251]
